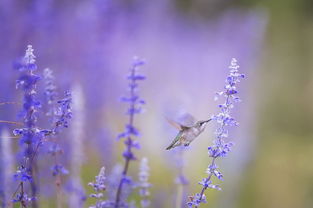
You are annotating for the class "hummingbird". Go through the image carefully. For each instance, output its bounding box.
[165,117,211,150]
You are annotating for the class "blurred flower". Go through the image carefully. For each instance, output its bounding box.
[68,84,86,208]
[12,193,36,206]
[13,45,42,207]
[0,129,14,207]
[174,148,189,186]
[187,194,207,208]
[43,68,58,116]
[188,58,244,207]
[53,91,73,133]
[44,68,70,179]
[51,164,69,176]
[13,46,73,207]
[173,147,188,208]
[107,165,123,203]
[89,167,106,195]
[138,157,151,208]
[88,167,109,207]
[115,57,146,208]
[14,45,37,72]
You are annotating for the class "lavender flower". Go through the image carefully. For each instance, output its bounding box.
[115,57,146,208]
[13,45,43,207]
[188,58,244,207]
[43,68,58,117]
[88,167,108,207]
[12,46,73,208]
[107,165,123,205]
[44,68,69,175]
[12,193,36,206]
[53,91,73,133]
[0,129,14,207]
[89,164,129,208]
[44,89,73,182]
[138,157,151,208]
[173,148,188,208]
[42,68,73,208]
[43,68,57,103]
[68,85,86,208]
[174,148,189,186]
[89,167,106,197]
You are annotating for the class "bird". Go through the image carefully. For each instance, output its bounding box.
[165,117,211,150]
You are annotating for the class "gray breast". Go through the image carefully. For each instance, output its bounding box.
[184,127,201,141]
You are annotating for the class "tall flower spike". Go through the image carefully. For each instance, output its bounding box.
[0,129,14,207]
[114,57,146,208]
[174,148,188,208]
[13,45,43,207]
[88,167,109,208]
[43,68,71,208]
[16,45,37,72]
[53,90,72,133]
[68,84,86,208]
[138,157,151,208]
[47,90,72,174]
[188,58,244,208]
[43,68,58,108]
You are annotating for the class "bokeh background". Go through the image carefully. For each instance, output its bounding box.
[0,0,313,208]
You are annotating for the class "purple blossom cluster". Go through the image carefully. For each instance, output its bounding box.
[88,167,108,207]
[138,158,151,208]
[188,58,244,208]
[1,44,246,208]
[0,0,264,206]
[43,68,58,116]
[11,45,73,207]
[53,91,73,132]
[115,57,146,207]
[87,57,150,208]
[44,68,70,178]
[13,45,46,206]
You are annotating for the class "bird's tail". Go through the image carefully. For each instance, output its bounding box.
[166,144,174,150]
[166,140,177,150]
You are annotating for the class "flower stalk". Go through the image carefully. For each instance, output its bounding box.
[114,57,146,208]
[188,58,245,207]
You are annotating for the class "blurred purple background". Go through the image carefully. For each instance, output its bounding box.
[1,0,294,207]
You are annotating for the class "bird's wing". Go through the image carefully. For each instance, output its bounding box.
[166,131,183,150]
[166,118,190,130]
[179,113,196,127]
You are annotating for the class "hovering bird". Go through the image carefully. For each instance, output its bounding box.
[165,117,211,150]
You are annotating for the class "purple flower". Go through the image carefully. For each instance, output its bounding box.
[188,58,244,207]
[43,68,57,104]
[43,69,72,182]
[54,91,73,132]
[43,68,58,118]
[187,194,207,208]
[88,167,106,194]
[48,144,63,155]
[138,157,151,208]
[68,85,86,208]
[122,150,136,160]
[88,167,109,208]
[13,166,32,182]
[0,129,14,206]
[14,45,37,72]
[51,164,69,176]
[12,193,36,205]
[114,57,146,207]
[13,45,42,207]
[12,45,73,207]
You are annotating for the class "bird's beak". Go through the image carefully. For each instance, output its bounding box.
[200,119,211,125]
[203,119,211,123]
